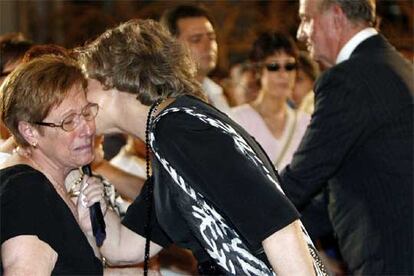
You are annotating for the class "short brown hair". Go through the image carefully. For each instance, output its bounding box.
[22,44,69,63]
[80,19,205,105]
[160,4,215,37]
[0,55,87,146]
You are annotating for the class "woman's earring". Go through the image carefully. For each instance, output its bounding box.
[32,141,38,148]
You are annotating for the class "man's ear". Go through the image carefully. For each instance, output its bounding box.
[18,121,39,146]
[332,4,348,29]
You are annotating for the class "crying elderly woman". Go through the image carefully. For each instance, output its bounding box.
[0,55,105,275]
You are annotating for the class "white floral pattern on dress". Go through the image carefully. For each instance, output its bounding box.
[150,106,327,276]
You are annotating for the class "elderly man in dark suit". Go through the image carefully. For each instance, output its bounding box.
[280,0,413,274]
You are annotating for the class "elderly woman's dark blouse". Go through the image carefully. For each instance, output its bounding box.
[0,165,103,275]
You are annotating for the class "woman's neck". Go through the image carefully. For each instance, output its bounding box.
[97,87,177,142]
[252,91,288,139]
[123,97,176,140]
[104,91,150,141]
[28,150,80,223]
[121,101,148,141]
[29,150,67,186]
[253,91,287,117]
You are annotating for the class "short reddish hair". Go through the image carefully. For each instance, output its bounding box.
[1,55,87,146]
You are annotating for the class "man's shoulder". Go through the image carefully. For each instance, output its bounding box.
[312,63,368,104]
[314,65,347,89]
[316,54,371,87]
[317,39,408,90]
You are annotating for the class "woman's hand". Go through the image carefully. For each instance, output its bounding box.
[77,175,108,235]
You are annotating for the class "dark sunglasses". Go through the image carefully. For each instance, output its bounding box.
[265,62,297,72]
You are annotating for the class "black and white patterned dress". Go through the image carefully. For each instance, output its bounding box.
[123,95,327,275]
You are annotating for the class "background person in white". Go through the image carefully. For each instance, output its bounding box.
[160,5,231,115]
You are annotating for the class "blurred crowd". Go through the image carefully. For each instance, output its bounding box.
[0,1,412,276]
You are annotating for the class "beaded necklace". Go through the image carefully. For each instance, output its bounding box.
[143,98,163,276]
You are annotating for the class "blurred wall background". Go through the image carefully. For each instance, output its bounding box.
[1,0,412,75]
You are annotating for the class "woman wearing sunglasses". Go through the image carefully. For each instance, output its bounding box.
[0,55,106,275]
[232,32,310,171]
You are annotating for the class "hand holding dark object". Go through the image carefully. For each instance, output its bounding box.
[82,165,106,247]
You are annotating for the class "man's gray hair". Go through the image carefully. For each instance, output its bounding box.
[320,0,376,26]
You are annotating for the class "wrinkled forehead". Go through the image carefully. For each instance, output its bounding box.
[47,84,87,118]
[60,83,87,105]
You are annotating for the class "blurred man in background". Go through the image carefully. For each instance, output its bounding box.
[161,4,231,114]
